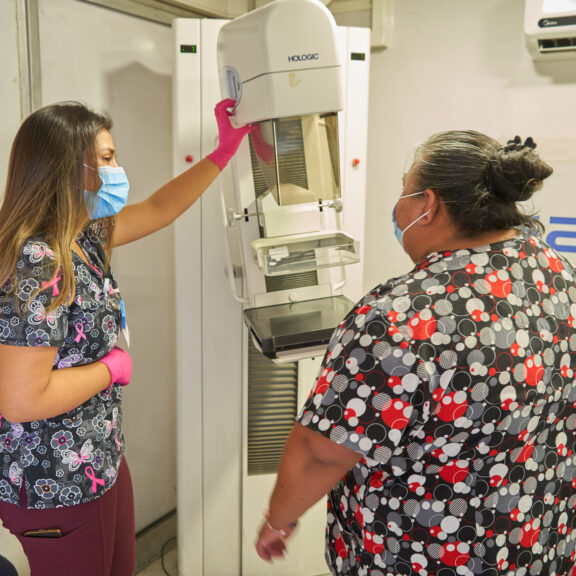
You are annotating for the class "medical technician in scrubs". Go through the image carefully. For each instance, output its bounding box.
[255,132,576,576]
[0,99,248,576]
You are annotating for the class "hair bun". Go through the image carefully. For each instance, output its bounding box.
[485,136,552,203]
[502,135,537,153]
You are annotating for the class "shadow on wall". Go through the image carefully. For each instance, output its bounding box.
[533,59,576,83]
[102,60,179,533]
[105,60,173,205]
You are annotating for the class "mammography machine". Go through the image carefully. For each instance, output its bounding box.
[218,0,365,363]
[173,1,370,573]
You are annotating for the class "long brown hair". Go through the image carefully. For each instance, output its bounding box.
[0,102,114,312]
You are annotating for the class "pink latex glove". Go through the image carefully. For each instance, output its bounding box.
[206,99,251,170]
[98,347,133,389]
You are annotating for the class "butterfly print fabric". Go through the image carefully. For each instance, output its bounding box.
[0,223,124,508]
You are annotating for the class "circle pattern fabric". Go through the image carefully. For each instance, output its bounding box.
[298,234,576,576]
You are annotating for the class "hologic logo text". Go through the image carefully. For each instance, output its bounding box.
[288,53,319,62]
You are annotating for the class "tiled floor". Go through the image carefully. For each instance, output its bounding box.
[137,547,178,576]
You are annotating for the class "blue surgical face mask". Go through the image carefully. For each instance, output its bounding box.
[84,165,130,219]
[392,190,431,248]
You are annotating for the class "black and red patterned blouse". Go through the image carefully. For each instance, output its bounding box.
[299,233,576,576]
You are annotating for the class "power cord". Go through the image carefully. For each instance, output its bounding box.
[160,536,177,576]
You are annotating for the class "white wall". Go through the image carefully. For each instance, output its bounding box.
[361,0,576,290]
[36,0,177,534]
[0,4,32,572]
[0,2,23,194]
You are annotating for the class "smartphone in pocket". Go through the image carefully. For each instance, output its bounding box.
[22,528,63,538]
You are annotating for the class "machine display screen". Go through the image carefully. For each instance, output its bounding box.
[543,0,576,14]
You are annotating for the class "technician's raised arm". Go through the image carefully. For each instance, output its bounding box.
[112,99,249,247]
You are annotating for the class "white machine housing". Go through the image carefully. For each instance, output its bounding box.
[173,11,371,576]
[217,0,364,363]
[217,0,343,124]
[525,0,576,60]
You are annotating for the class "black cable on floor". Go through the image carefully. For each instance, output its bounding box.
[160,536,177,576]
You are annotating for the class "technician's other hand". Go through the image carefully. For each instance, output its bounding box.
[98,346,133,388]
[206,98,251,170]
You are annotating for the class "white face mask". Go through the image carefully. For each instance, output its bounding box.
[392,190,431,248]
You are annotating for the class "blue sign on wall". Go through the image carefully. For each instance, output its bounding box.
[546,217,576,253]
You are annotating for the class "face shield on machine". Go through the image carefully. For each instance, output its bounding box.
[249,113,359,274]
[218,0,362,362]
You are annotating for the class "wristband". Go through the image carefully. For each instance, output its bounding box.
[264,509,297,539]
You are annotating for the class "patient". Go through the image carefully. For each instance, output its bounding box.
[255,132,573,576]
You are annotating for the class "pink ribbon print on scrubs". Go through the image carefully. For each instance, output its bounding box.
[85,466,106,493]
[75,322,87,343]
[41,270,61,296]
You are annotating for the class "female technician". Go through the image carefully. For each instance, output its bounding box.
[0,99,248,575]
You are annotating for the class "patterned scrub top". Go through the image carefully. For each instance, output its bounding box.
[298,233,576,576]
[0,222,124,509]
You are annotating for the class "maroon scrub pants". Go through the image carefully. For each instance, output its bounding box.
[0,457,135,576]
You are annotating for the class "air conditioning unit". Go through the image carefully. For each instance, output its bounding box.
[525,0,576,60]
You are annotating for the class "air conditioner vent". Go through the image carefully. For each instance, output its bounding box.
[538,36,576,53]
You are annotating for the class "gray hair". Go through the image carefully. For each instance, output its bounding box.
[409,130,553,237]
